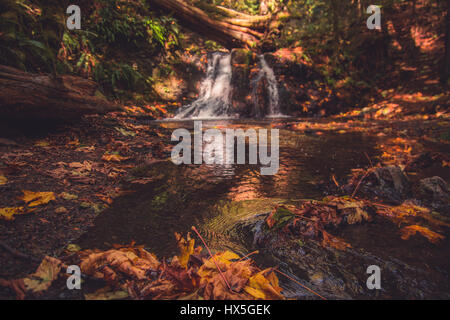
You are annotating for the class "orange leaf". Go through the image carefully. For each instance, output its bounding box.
[399,225,444,244]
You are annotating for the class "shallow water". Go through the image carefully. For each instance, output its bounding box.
[77,119,379,255]
[76,119,449,299]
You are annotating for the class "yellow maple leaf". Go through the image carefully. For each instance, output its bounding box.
[20,191,55,207]
[0,174,7,185]
[244,269,284,300]
[0,207,26,220]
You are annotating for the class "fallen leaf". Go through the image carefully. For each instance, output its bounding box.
[60,192,78,200]
[102,153,129,162]
[23,256,62,293]
[321,230,352,250]
[0,278,26,299]
[244,269,284,300]
[20,191,55,207]
[115,127,136,137]
[0,207,26,220]
[0,175,7,185]
[66,244,81,252]
[400,225,445,243]
[85,287,129,300]
[55,207,68,214]
[80,247,160,281]
[266,206,295,229]
[175,232,195,268]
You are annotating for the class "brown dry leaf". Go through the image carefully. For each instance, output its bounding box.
[202,273,247,300]
[0,207,26,221]
[0,174,7,185]
[76,146,95,153]
[0,278,27,300]
[321,230,352,250]
[346,206,371,224]
[244,269,284,300]
[400,225,445,244]
[80,247,160,281]
[84,287,129,300]
[20,191,55,207]
[326,196,371,224]
[23,256,62,293]
[129,279,177,299]
[55,206,68,214]
[200,259,255,300]
[178,290,204,300]
[69,161,92,172]
[102,153,129,162]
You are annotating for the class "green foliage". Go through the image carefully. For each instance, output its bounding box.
[1,0,182,101]
[94,62,148,97]
[0,0,59,72]
[205,0,261,15]
[62,0,182,98]
[91,0,180,53]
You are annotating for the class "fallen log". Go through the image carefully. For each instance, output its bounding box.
[0,65,121,120]
[149,0,265,48]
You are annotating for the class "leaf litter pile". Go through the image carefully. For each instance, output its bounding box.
[265,195,446,251]
[0,230,285,300]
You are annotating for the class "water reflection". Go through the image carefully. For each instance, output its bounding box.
[77,119,379,257]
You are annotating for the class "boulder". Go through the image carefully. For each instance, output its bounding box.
[346,166,411,203]
[418,176,450,214]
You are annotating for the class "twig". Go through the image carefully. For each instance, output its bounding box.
[351,169,371,199]
[273,269,327,300]
[364,152,374,168]
[191,226,233,292]
[237,250,259,262]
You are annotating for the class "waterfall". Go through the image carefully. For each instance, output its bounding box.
[175,52,282,119]
[251,55,280,117]
[175,52,233,119]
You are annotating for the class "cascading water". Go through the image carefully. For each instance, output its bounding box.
[175,51,282,119]
[251,55,281,117]
[175,52,233,119]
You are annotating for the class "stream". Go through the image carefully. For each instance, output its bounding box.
[75,52,449,299]
[75,118,450,299]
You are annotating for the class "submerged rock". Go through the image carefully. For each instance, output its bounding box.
[346,166,411,204]
[418,176,450,215]
[233,212,450,300]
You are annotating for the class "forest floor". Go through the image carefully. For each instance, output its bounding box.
[0,0,448,299]
[0,96,448,299]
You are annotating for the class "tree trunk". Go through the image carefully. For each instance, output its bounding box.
[0,65,120,120]
[148,0,272,48]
